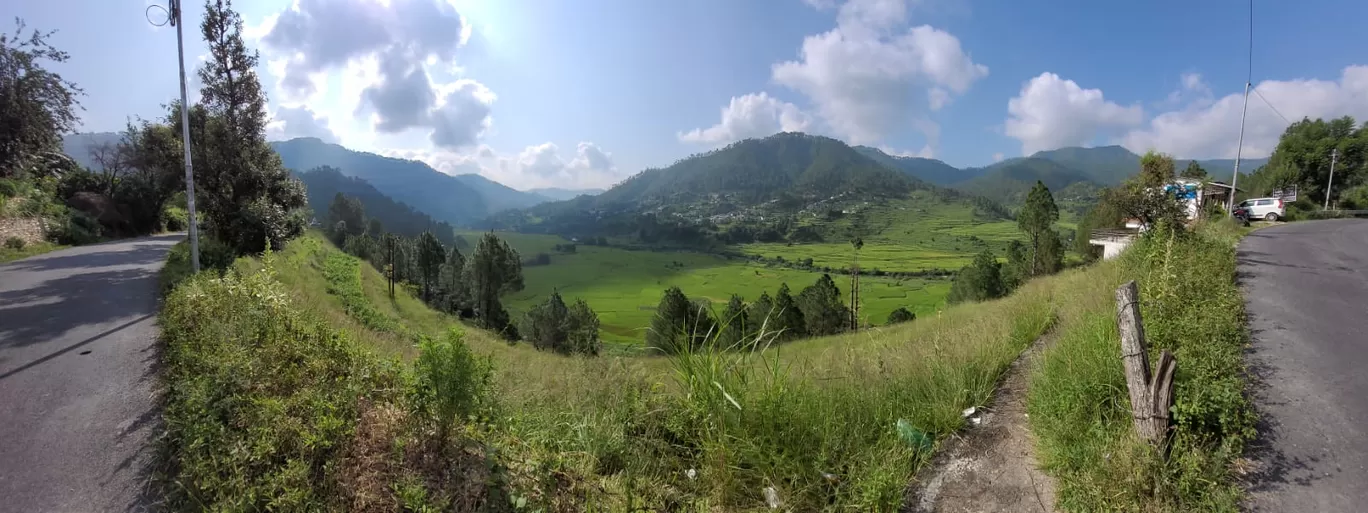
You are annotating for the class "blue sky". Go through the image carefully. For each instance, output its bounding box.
[15,0,1368,190]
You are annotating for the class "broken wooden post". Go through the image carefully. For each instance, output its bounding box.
[1114,280,1177,445]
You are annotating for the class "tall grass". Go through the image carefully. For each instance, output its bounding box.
[1028,222,1256,511]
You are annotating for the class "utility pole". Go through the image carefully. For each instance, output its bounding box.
[1325,148,1338,210]
[171,0,200,272]
[1229,0,1254,213]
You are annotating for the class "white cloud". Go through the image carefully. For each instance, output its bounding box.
[266,106,340,143]
[1122,66,1368,158]
[992,152,1004,162]
[772,0,988,147]
[679,92,812,144]
[256,0,493,149]
[1004,72,1144,155]
[396,142,623,190]
[429,80,496,150]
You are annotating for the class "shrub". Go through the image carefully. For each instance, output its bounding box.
[4,237,25,250]
[157,264,405,510]
[0,178,22,197]
[887,307,915,324]
[162,205,188,232]
[48,210,101,245]
[409,329,493,442]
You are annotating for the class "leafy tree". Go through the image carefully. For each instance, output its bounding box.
[947,249,1005,304]
[120,119,190,233]
[1138,150,1177,187]
[797,274,849,337]
[326,193,366,245]
[1017,181,1059,276]
[1073,195,1125,259]
[1180,161,1208,179]
[887,307,915,325]
[1037,230,1065,275]
[772,283,807,340]
[1247,116,1368,205]
[416,231,445,302]
[367,218,383,237]
[192,0,307,253]
[464,232,524,338]
[718,294,751,349]
[0,20,83,178]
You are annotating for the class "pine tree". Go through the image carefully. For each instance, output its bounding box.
[194,0,306,253]
[416,231,445,303]
[647,286,693,354]
[719,294,749,349]
[464,232,524,338]
[1002,239,1028,290]
[798,274,849,336]
[566,298,601,356]
[749,291,775,336]
[439,247,467,314]
[524,291,571,352]
[1018,181,1060,276]
[773,283,807,340]
[947,249,1005,304]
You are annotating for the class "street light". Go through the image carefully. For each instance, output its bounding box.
[152,0,201,271]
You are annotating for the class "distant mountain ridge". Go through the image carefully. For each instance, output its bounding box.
[293,166,459,246]
[854,146,987,185]
[527,187,603,201]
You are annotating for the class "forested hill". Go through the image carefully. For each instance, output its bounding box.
[591,132,929,207]
[294,166,459,246]
[854,146,986,185]
[952,157,1098,205]
[271,137,492,224]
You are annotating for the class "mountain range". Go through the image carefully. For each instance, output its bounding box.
[62,131,1269,227]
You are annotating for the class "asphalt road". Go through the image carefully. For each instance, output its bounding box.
[0,234,181,513]
[1241,219,1368,512]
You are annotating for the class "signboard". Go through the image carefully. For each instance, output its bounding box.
[1271,185,1298,202]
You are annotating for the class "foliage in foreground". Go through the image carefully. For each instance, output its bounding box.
[1028,222,1256,511]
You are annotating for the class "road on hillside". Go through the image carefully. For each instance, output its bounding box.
[0,234,181,512]
[1240,219,1368,512]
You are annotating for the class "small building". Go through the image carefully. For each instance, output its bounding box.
[1089,229,1139,260]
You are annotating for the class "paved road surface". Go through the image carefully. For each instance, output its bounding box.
[1241,219,1368,512]
[0,235,181,513]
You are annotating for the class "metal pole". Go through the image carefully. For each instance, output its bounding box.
[1229,82,1250,212]
[173,0,200,272]
[1325,149,1338,210]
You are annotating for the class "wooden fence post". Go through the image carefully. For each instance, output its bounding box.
[1115,280,1177,445]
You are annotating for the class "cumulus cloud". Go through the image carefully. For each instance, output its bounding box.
[397,142,622,190]
[1122,66,1368,158]
[266,106,339,143]
[772,0,988,146]
[259,0,491,148]
[679,92,812,144]
[1004,72,1144,155]
[429,80,496,150]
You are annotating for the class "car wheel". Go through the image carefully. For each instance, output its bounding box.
[1265,212,1279,222]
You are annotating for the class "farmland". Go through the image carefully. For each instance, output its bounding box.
[461,230,950,345]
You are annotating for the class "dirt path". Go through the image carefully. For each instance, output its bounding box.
[905,333,1058,513]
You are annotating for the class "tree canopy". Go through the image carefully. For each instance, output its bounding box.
[0,20,83,177]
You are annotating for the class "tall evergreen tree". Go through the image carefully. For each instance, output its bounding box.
[464,232,524,338]
[193,0,307,253]
[327,193,366,245]
[797,274,849,336]
[772,283,807,340]
[1018,181,1060,276]
[647,286,693,354]
[719,294,750,349]
[439,247,467,314]
[524,291,571,352]
[566,298,601,356]
[416,231,445,302]
[749,291,775,335]
[1002,240,1028,291]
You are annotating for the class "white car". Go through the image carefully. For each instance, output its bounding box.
[1238,197,1285,221]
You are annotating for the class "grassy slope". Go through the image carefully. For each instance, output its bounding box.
[158,223,1251,511]
[0,240,65,263]
[1027,221,1255,512]
[461,230,952,345]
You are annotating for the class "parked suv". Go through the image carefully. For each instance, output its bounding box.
[1237,197,1285,221]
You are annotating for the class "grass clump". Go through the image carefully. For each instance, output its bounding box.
[322,250,409,336]
[1028,223,1256,511]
